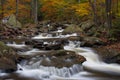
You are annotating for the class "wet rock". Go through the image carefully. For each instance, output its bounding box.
[80,37,104,47]
[94,47,120,64]
[44,43,63,50]
[0,41,18,73]
[0,57,17,73]
[68,36,83,41]
[106,54,120,64]
[26,50,86,68]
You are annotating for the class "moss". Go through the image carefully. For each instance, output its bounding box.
[0,41,12,56]
[63,24,83,34]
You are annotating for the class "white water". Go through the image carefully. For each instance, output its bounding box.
[6,42,26,48]
[1,35,120,80]
[19,48,49,55]
[32,33,77,39]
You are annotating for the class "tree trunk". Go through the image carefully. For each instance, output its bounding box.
[105,0,112,37]
[34,0,38,24]
[1,0,4,19]
[31,0,34,19]
[88,0,99,26]
[31,0,38,24]
[16,0,19,26]
[116,0,119,13]
[105,0,112,28]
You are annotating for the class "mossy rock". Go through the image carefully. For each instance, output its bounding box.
[7,14,22,28]
[0,41,18,72]
[0,41,17,58]
[0,41,11,53]
[80,20,94,31]
[80,37,104,47]
[63,24,83,34]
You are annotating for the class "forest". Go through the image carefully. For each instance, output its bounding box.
[0,0,120,80]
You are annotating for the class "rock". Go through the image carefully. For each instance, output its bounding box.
[63,24,83,34]
[0,57,17,73]
[80,20,94,32]
[46,50,85,68]
[44,43,63,50]
[80,37,104,47]
[4,14,22,28]
[94,47,120,64]
[0,41,18,72]
[26,50,86,68]
[68,36,83,41]
[106,54,120,64]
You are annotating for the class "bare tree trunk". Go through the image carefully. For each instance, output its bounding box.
[34,0,38,24]
[31,0,38,24]
[88,0,99,26]
[105,0,112,37]
[31,0,34,19]
[16,0,19,26]
[116,0,119,13]
[105,0,112,28]
[1,0,4,19]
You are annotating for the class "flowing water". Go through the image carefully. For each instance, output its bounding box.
[0,30,120,80]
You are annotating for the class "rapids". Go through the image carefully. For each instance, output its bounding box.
[0,31,120,80]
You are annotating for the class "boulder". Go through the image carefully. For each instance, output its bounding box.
[44,43,63,50]
[4,14,22,28]
[26,50,86,68]
[0,41,18,72]
[63,24,83,34]
[80,37,104,47]
[80,20,94,32]
[94,47,120,64]
[0,57,17,73]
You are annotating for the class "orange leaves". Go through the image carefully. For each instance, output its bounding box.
[41,0,67,20]
[3,0,31,18]
[3,0,16,16]
[40,0,91,21]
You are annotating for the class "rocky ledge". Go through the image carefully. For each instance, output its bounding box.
[0,41,18,73]
[24,50,86,68]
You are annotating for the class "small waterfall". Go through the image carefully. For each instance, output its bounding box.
[64,41,120,76]
[6,42,26,48]
[2,34,120,80]
[32,32,77,39]
[21,64,82,77]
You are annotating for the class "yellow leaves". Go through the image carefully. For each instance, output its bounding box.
[72,3,90,17]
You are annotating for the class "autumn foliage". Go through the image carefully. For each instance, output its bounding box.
[1,0,31,20]
[0,0,120,23]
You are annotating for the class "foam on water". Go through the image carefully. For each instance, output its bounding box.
[1,33,120,80]
[64,41,120,76]
[19,48,49,55]
[32,33,77,39]
[6,42,26,48]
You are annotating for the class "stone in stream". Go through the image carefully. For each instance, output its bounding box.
[94,47,120,64]
[25,50,86,68]
[0,41,18,73]
[80,37,104,47]
[25,39,68,50]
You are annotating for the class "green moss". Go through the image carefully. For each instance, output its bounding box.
[0,41,12,56]
[63,24,83,34]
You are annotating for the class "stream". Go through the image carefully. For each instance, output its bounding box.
[0,29,120,80]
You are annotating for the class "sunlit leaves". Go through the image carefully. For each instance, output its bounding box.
[72,2,90,17]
